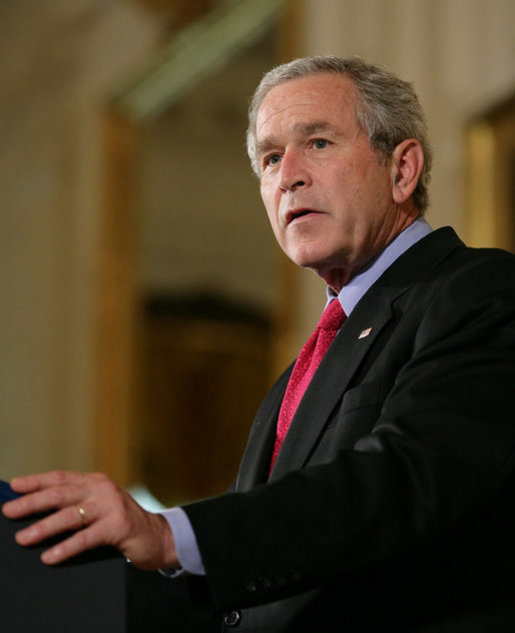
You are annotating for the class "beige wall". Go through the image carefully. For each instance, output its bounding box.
[0,1,164,477]
[138,36,278,312]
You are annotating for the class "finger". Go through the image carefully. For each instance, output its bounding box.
[10,470,92,494]
[15,505,90,547]
[3,484,84,519]
[40,521,107,565]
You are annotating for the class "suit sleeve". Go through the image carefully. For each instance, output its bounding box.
[182,253,515,611]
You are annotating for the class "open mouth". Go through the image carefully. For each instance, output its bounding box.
[287,209,320,224]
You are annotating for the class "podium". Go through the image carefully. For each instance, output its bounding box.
[0,510,220,632]
[1,511,126,633]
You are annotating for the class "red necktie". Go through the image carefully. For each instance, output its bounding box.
[269,299,346,472]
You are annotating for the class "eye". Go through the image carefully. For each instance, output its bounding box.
[264,153,282,167]
[311,138,328,149]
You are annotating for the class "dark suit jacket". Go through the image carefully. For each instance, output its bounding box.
[183,228,515,632]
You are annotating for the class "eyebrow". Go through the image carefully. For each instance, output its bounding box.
[255,121,343,158]
[296,121,341,136]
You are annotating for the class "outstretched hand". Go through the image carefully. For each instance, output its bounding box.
[2,470,178,570]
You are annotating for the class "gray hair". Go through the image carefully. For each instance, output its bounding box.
[246,56,432,213]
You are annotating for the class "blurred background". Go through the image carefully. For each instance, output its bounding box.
[1,0,514,508]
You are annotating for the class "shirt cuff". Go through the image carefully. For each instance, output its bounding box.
[158,507,206,577]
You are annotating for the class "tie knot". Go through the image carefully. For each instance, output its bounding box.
[318,299,346,332]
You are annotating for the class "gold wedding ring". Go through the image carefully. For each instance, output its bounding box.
[76,505,89,528]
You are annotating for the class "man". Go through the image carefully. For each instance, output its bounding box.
[4,57,515,631]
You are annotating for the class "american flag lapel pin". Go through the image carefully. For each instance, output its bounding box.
[358,327,373,339]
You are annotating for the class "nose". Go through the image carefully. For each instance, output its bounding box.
[279,150,311,192]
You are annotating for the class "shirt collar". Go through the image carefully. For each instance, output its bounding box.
[326,217,432,316]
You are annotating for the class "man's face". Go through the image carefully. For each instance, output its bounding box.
[256,73,413,291]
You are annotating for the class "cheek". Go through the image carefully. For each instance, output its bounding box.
[332,172,383,219]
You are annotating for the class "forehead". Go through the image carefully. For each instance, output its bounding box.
[255,73,360,141]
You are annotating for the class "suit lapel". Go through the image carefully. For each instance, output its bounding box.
[235,366,292,490]
[270,227,465,480]
[269,284,399,479]
[243,227,466,485]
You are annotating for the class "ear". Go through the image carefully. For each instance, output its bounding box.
[390,139,424,205]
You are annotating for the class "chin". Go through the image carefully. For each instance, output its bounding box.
[289,248,351,288]
[286,244,331,271]
[290,254,322,271]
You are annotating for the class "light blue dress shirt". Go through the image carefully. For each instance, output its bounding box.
[160,217,433,576]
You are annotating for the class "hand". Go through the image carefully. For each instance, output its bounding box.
[1,470,178,570]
